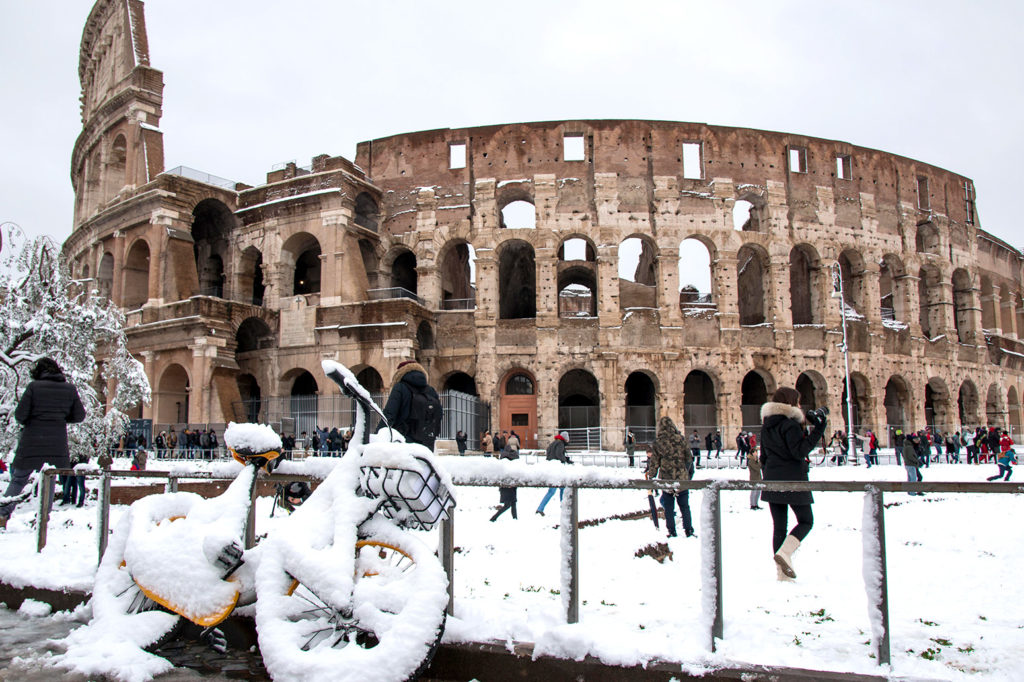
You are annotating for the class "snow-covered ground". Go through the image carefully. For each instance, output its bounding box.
[1,451,1022,680]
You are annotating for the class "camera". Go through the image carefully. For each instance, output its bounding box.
[807,406,829,425]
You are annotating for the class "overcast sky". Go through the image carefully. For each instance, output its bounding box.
[1,1,1022,255]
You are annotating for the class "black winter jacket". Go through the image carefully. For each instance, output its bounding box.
[758,402,824,505]
[13,371,86,470]
[381,362,441,449]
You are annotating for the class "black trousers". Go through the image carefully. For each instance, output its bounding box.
[768,502,813,553]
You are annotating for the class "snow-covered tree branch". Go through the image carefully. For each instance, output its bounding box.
[0,234,150,460]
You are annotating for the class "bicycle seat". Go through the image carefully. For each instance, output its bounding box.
[229,447,281,468]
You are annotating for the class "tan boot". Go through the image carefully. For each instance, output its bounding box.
[0,516,7,530]
[776,563,794,581]
[774,534,800,578]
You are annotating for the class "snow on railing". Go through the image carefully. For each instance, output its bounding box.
[29,465,1024,668]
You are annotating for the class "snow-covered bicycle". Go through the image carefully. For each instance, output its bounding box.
[80,360,456,681]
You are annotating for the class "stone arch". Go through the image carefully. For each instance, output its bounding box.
[684,369,718,436]
[354,192,379,232]
[679,237,714,312]
[980,276,997,330]
[951,268,974,343]
[741,369,775,430]
[239,246,265,306]
[625,370,658,443]
[879,254,909,324]
[1017,294,1024,340]
[286,368,319,438]
[282,232,322,296]
[958,379,981,428]
[559,368,601,444]
[790,244,822,325]
[98,251,114,300]
[236,373,261,423]
[986,383,1005,428]
[884,375,912,440]
[235,317,273,354]
[192,198,234,298]
[359,239,381,290]
[497,239,536,319]
[737,243,770,325]
[558,235,597,262]
[499,367,537,449]
[497,183,536,229]
[122,238,150,309]
[390,249,418,296]
[618,235,658,310]
[156,363,191,425]
[1008,386,1021,437]
[915,221,941,255]
[442,371,477,395]
[840,371,872,433]
[416,321,434,354]
[796,370,828,411]
[105,133,127,201]
[1000,284,1015,336]
[355,367,384,394]
[438,239,476,309]
[918,264,944,339]
[733,188,767,232]
[837,249,867,314]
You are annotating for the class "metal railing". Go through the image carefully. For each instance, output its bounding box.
[441,297,476,311]
[366,287,424,306]
[161,166,237,190]
[26,468,1022,668]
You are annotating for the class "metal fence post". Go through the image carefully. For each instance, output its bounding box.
[562,486,580,624]
[439,511,455,616]
[244,478,257,549]
[701,483,724,651]
[97,471,111,563]
[166,475,178,493]
[36,470,53,553]
[865,486,891,665]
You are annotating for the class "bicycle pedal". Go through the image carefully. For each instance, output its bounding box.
[213,542,244,571]
[200,626,228,654]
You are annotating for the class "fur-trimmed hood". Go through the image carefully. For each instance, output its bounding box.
[391,361,429,387]
[760,401,806,424]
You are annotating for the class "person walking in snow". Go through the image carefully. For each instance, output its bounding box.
[759,387,826,581]
[689,430,702,468]
[645,415,695,539]
[0,358,86,530]
[987,447,1016,481]
[490,430,521,521]
[537,431,570,515]
[381,360,443,451]
[748,436,763,510]
[624,429,636,467]
[902,432,924,495]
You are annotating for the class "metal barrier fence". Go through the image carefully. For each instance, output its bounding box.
[29,466,1023,668]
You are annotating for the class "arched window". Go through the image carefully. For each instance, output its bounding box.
[918,265,943,339]
[440,241,476,310]
[559,369,601,444]
[294,248,322,295]
[498,241,536,319]
[157,364,190,425]
[123,240,150,309]
[236,317,272,354]
[737,244,768,325]
[505,373,535,395]
[625,372,657,443]
[952,269,974,343]
[741,371,773,433]
[679,238,714,312]
[879,255,908,325]
[98,252,114,300]
[684,370,717,436]
[618,237,657,310]
[237,374,261,423]
[289,370,319,438]
[192,199,234,298]
[915,222,940,254]
[390,251,417,296]
[354,192,379,232]
[500,200,536,229]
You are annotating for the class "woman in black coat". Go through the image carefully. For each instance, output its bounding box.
[0,358,86,527]
[759,386,826,581]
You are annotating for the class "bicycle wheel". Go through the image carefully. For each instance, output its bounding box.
[91,498,195,652]
[256,523,448,682]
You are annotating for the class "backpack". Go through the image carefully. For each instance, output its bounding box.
[407,384,442,444]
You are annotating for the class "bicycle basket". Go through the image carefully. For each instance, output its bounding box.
[360,455,455,531]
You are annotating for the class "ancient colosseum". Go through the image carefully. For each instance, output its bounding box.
[63,0,1024,450]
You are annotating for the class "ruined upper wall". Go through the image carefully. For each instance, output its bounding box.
[354,118,989,246]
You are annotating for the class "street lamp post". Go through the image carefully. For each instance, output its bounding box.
[832,262,858,464]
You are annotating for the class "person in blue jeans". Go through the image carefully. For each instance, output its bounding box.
[645,416,695,538]
[536,431,570,515]
[987,448,1016,481]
